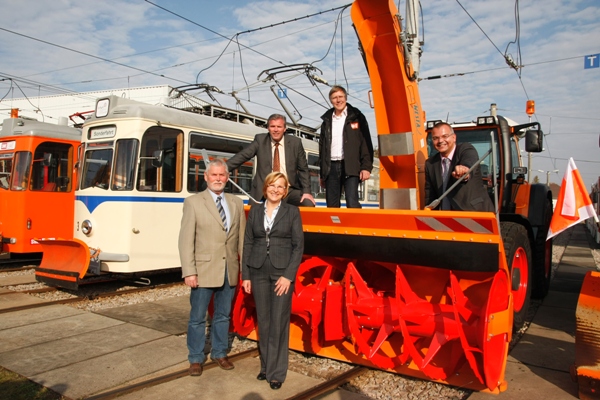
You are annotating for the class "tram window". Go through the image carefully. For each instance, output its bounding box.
[30,142,74,192]
[112,139,138,191]
[11,152,32,191]
[81,148,113,190]
[0,156,13,190]
[138,127,183,192]
[188,132,252,194]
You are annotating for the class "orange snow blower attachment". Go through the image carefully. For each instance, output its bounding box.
[233,208,513,393]
[572,270,600,399]
[35,238,94,290]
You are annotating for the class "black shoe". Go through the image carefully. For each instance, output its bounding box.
[270,380,282,390]
[257,372,267,381]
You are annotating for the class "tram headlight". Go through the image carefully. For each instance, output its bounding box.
[81,220,92,235]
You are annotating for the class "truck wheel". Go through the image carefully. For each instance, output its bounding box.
[501,222,532,331]
[532,199,553,299]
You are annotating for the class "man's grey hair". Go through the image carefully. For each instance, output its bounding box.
[206,158,229,174]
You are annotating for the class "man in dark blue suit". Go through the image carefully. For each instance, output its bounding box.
[424,122,494,211]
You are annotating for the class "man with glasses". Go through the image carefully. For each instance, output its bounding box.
[227,114,315,207]
[424,122,494,211]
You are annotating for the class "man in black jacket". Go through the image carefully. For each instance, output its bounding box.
[319,86,374,208]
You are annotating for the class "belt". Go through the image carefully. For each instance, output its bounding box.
[331,159,343,163]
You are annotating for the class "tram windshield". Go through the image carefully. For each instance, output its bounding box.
[10,152,32,191]
[81,147,113,190]
[112,139,138,191]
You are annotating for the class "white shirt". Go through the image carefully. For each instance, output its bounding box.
[331,108,347,160]
[264,201,281,231]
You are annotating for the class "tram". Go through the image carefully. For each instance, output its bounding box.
[0,111,81,259]
[36,95,379,288]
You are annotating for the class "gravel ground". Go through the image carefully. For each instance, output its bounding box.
[1,225,597,400]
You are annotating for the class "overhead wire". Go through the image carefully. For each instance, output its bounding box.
[0,27,192,86]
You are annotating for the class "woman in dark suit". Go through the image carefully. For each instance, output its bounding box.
[241,171,304,390]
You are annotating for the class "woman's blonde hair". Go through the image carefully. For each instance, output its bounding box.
[262,171,289,198]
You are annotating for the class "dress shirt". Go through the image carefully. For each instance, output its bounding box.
[330,108,347,160]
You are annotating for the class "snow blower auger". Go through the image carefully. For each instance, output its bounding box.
[232,207,513,393]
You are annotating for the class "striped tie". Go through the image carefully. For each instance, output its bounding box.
[216,196,227,231]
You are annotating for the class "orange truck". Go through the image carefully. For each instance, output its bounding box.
[0,112,81,259]
[230,0,554,393]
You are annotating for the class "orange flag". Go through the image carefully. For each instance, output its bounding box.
[547,158,599,240]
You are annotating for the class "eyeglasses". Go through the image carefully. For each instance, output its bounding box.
[431,133,453,142]
[268,184,286,191]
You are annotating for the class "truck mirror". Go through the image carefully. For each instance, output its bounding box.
[151,150,164,168]
[525,129,543,153]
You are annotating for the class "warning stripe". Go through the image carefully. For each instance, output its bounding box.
[416,216,494,234]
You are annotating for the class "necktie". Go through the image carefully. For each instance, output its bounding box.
[216,196,227,231]
[273,142,280,172]
[441,158,451,210]
[442,158,451,189]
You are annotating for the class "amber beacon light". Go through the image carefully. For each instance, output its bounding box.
[526,100,535,116]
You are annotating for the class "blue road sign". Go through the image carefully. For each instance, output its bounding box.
[584,54,599,69]
[277,89,287,99]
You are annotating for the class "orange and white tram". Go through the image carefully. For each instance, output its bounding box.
[0,112,81,259]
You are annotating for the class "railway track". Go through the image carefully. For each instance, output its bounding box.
[85,348,260,400]
[0,265,37,273]
[0,281,185,314]
[84,348,369,400]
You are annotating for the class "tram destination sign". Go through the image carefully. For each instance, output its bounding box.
[89,126,116,140]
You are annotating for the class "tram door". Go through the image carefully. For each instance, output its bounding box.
[132,127,184,270]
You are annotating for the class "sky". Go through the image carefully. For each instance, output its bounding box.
[0,0,599,189]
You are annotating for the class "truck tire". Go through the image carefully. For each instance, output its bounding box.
[501,222,532,331]
[532,199,553,299]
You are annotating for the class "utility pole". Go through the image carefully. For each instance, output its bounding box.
[537,169,559,185]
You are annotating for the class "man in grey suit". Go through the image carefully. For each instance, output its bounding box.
[179,158,246,376]
[227,113,315,206]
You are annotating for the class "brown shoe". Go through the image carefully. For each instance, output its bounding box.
[213,356,234,370]
[189,363,203,376]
